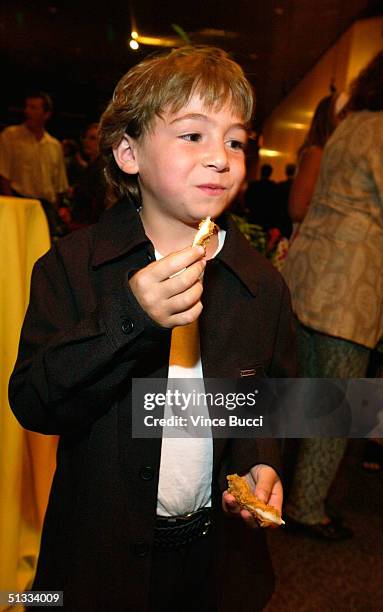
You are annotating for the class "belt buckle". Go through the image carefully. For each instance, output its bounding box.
[156,512,193,525]
[168,509,202,523]
[179,510,198,522]
[154,508,211,550]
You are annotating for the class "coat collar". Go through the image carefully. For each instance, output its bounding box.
[91,198,150,268]
[215,214,259,297]
[91,198,259,296]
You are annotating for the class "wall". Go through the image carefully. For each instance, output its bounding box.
[258,16,383,181]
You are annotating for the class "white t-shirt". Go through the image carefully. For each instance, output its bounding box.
[156,230,225,516]
[0,124,68,204]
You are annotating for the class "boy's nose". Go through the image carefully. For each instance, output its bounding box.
[202,145,229,172]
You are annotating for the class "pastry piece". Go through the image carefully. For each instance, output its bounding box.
[227,474,285,527]
[192,216,217,250]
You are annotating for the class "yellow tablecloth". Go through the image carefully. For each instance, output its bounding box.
[0,196,57,609]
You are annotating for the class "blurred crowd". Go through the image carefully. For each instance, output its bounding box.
[0,94,107,239]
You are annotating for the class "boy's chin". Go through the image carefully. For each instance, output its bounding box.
[187,203,229,224]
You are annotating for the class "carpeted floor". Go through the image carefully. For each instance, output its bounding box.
[265,441,383,612]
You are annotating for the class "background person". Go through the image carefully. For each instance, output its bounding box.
[276,162,296,239]
[68,122,107,229]
[61,137,87,186]
[288,91,347,227]
[245,162,279,231]
[282,51,383,541]
[0,92,68,237]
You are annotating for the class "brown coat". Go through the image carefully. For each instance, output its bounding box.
[9,198,296,611]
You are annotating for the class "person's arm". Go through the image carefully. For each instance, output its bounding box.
[288,146,322,222]
[9,242,205,435]
[268,280,297,377]
[54,143,70,207]
[367,116,383,206]
[0,130,14,195]
[222,279,296,527]
[9,244,166,434]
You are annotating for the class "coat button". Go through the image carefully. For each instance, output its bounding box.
[133,539,149,557]
[140,466,154,481]
[121,319,134,334]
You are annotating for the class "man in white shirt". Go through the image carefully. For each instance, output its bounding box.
[0,92,68,234]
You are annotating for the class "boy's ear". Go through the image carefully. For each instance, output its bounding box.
[113,135,139,174]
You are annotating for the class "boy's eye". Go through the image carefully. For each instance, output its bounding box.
[180,133,202,142]
[227,139,246,151]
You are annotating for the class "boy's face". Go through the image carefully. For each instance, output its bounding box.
[114,93,248,226]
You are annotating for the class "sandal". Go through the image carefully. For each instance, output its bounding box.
[362,440,383,472]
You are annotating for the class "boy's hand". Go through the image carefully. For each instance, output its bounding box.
[129,246,206,328]
[222,464,283,529]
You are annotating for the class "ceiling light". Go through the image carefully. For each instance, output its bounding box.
[135,34,177,47]
[278,121,308,130]
[259,148,283,158]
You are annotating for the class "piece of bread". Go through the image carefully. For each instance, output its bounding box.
[227,474,285,527]
[192,216,217,250]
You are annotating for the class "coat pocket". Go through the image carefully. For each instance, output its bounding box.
[240,364,266,378]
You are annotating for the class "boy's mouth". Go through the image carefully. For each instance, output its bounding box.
[197,184,227,196]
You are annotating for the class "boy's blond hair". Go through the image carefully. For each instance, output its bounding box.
[99,46,255,203]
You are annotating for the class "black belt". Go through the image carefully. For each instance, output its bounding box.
[154,508,211,550]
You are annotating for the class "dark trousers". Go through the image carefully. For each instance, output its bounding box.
[148,532,217,612]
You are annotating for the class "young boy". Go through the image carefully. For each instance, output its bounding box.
[9,47,296,611]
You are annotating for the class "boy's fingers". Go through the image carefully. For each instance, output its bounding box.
[252,467,282,512]
[222,492,258,529]
[266,480,283,513]
[253,479,272,505]
[128,249,204,307]
[164,260,206,297]
[151,246,205,281]
[168,279,203,312]
[240,509,258,529]
[167,300,203,327]
[222,491,242,515]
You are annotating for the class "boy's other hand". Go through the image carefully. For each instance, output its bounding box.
[222,464,283,529]
[128,246,206,328]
